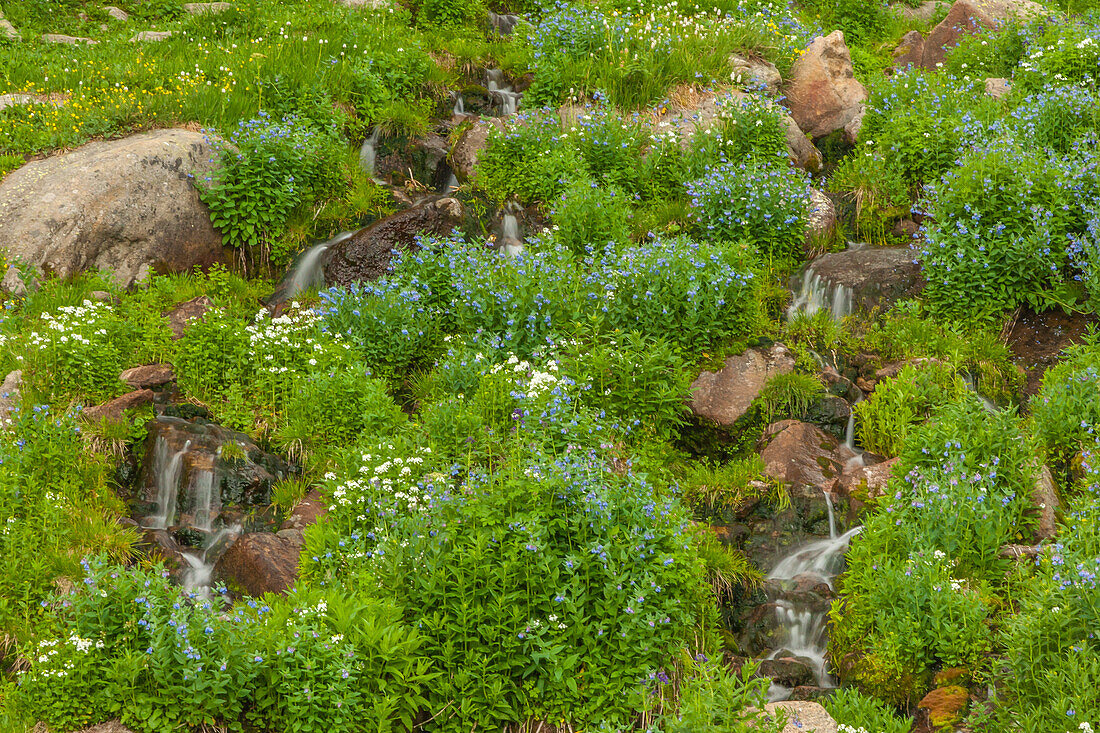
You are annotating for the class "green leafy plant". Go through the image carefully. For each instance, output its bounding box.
[757,372,824,422]
[855,362,968,457]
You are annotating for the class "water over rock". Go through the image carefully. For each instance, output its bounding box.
[0,129,228,290]
[759,421,855,497]
[784,31,867,139]
[322,197,465,288]
[690,345,797,426]
[790,246,921,320]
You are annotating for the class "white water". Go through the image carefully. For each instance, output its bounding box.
[843,392,865,468]
[282,230,355,299]
[190,469,218,534]
[444,172,459,193]
[179,523,241,598]
[453,94,466,116]
[359,127,381,177]
[766,495,862,699]
[145,438,190,530]
[787,270,853,322]
[486,69,521,115]
[499,203,523,256]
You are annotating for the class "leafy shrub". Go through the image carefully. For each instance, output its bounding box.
[588,237,761,354]
[476,109,579,204]
[833,400,1036,704]
[1000,498,1100,731]
[855,362,968,457]
[551,178,635,257]
[417,0,486,28]
[1016,19,1100,92]
[686,161,809,262]
[678,455,780,523]
[682,93,788,177]
[199,113,343,263]
[825,686,913,733]
[19,300,133,402]
[757,372,824,422]
[944,22,1028,79]
[277,365,408,455]
[662,656,785,733]
[800,0,893,45]
[560,332,692,441]
[1030,333,1100,478]
[302,450,713,730]
[317,278,444,380]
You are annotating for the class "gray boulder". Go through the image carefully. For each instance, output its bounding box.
[0,129,229,289]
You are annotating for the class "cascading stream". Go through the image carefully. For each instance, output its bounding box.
[765,491,862,701]
[145,438,190,530]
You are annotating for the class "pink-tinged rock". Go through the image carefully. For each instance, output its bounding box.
[785,31,868,139]
[691,346,796,426]
[120,363,176,389]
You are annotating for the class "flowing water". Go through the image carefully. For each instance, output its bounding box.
[280,230,356,300]
[145,438,190,530]
[844,392,865,469]
[486,69,521,115]
[787,269,853,322]
[359,127,381,178]
[499,203,523,256]
[766,493,862,700]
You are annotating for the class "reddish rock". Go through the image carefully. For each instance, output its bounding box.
[758,657,816,688]
[83,389,154,423]
[921,1,994,68]
[759,421,855,495]
[215,531,303,596]
[279,489,329,532]
[1032,465,1060,540]
[690,346,796,426]
[918,685,969,727]
[893,30,926,69]
[120,363,176,389]
[449,118,504,181]
[785,31,867,139]
[164,295,213,339]
[837,458,899,501]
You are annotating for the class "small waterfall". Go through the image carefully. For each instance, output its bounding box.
[766,494,862,700]
[453,94,466,116]
[486,69,521,116]
[359,127,381,177]
[499,202,523,256]
[787,270,853,322]
[488,11,520,35]
[281,230,356,300]
[145,438,190,530]
[179,524,241,598]
[443,172,459,193]
[843,392,865,469]
[190,469,218,534]
[963,374,997,413]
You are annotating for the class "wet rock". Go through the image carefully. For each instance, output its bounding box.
[135,416,291,528]
[183,2,231,13]
[1006,307,1097,397]
[788,686,835,702]
[0,370,22,427]
[215,531,303,596]
[449,118,503,181]
[83,390,155,424]
[104,6,129,21]
[323,197,465,288]
[918,685,969,728]
[807,395,850,433]
[759,422,853,496]
[487,11,521,35]
[985,77,1011,99]
[804,247,922,313]
[739,603,785,655]
[763,701,838,732]
[164,295,214,339]
[130,31,174,42]
[120,364,176,389]
[729,54,782,94]
[374,130,452,189]
[690,345,797,426]
[1031,465,1060,540]
[41,33,97,44]
[784,31,867,139]
[764,573,836,612]
[0,129,227,290]
[893,219,920,238]
[837,458,899,502]
[759,657,817,688]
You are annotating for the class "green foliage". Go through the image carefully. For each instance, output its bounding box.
[562,332,692,441]
[825,686,913,733]
[302,449,714,731]
[1030,332,1100,480]
[678,455,779,523]
[662,657,785,733]
[944,22,1029,78]
[855,362,968,457]
[757,372,824,422]
[551,178,635,257]
[799,0,894,45]
[277,365,408,455]
[417,0,487,29]
[682,94,788,177]
[198,113,344,266]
